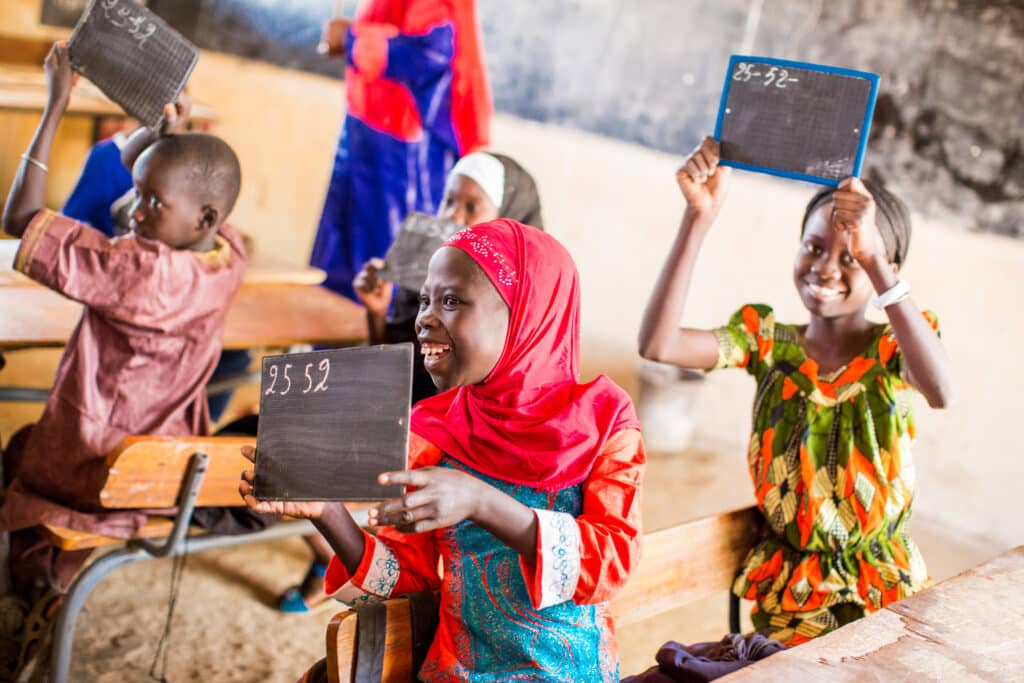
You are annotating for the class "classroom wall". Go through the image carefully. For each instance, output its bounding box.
[2,0,1020,552]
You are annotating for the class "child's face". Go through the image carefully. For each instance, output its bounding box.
[438,176,500,227]
[793,202,874,318]
[128,148,207,249]
[415,247,510,392]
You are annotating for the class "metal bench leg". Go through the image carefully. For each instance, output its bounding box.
[49,452,211,682]
[49,546,149,683]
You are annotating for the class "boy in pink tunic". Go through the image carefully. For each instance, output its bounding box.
[1,43,246,596]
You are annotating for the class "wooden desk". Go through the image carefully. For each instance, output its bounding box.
[721,546,1024,682]
[0,284,365,351]
[0,64,217,123]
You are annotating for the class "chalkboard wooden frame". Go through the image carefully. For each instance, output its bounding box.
[253,344,413,502]
[713,55,880,187]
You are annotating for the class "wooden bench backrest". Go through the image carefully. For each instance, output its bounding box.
[100,436,255,508]
[323,505,761,683]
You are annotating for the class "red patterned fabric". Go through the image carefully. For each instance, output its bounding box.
[410,219,640,490]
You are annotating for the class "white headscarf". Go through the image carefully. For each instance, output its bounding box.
[446,152,505,209]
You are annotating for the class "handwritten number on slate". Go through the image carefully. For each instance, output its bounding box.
[313,359,330,393]
[265,365,279,395]
[266,358,331,395]
[280,364,293,396]
[304,364,314,393]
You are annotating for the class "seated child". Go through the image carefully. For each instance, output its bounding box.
[263,152,545,613]
[241,219,645,681]
[0,43,246,601]
[354,151,543,404]
[638,136,956,644]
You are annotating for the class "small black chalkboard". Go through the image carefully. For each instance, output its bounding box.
[380,212,463,293]
[714,55,879,186]
[253,345,413,502]
[67,0,199,128]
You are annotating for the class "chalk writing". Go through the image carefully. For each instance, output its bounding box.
[733,62,798,88]
[100,0,157,48]
[265,358,331,396]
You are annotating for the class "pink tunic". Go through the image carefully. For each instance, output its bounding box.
[1,209,246,538]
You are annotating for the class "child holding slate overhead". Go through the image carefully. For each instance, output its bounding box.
[638,136,956,644]
[0,43,246,614]
[241,219,645,681]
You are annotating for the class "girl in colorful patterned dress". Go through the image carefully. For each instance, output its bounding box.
[241,219,645,681]
[638,136,955,645]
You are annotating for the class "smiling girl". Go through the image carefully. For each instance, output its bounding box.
[241,219,644,681]
[638,137,955,645]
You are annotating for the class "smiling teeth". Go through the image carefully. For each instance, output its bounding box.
[421,343,450,356]
[808,283,844,299]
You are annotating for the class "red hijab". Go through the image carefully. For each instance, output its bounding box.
[410,219,639,490]
[357,0,491,153]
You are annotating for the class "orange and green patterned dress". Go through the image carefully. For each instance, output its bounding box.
[712,304,938,645]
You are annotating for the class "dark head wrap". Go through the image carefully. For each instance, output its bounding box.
[801,179,911,267]
[490,153,544,230]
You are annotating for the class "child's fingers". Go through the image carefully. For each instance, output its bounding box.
[690,150,711,179]
[240,444,256,463]
[366,257,386,272]
[378,469,429,488]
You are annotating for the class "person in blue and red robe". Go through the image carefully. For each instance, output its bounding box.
[310,0,492,300]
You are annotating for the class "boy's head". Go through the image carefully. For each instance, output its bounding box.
[128,133,241,250]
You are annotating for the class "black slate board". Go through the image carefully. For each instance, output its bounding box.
[714,55,880,186]
[253,345,412,502]
[67,0,199,128]
[380,212,463,293]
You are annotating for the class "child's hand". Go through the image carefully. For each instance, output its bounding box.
[832,177,887,266]
[353,258,394,317]
[43,41,79,112]
[319,17,351,56]
[238,445,327,519]
[370,467,482,533]
[676,136,731,215]
[159,92,192,136]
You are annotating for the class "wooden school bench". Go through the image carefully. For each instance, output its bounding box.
[309,505,762,682]
[35,435,369,683]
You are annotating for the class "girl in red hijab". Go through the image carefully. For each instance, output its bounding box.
[242,219,645,681]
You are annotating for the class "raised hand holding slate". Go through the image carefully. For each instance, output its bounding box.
[714,55,880,186]
[380,212,464,293]
[253,345,413,502]
[67,0,199,128]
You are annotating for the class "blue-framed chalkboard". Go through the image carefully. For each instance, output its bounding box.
[713,55,880,186]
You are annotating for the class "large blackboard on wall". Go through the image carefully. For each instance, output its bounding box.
[253,345,412,502]
[714,55,879,186]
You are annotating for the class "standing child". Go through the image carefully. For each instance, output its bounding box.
[638,137,955,645]
[0,43,245,609]
[241,219,645,680]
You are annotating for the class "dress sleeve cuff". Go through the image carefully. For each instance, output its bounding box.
[14,209,66,284]
[323,531,401,607]
[349,22,398,80]
[519,509,581,610]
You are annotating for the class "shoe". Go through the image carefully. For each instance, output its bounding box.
[278,561,328,613]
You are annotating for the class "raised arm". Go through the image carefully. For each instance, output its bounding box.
[637,136,731,369]
[2,42,76,237]
[834,178,957,408]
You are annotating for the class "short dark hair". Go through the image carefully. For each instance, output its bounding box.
[801,179,912,267]
[149,133,242,218]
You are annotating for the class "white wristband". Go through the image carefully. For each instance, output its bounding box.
[872,280,911,309]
